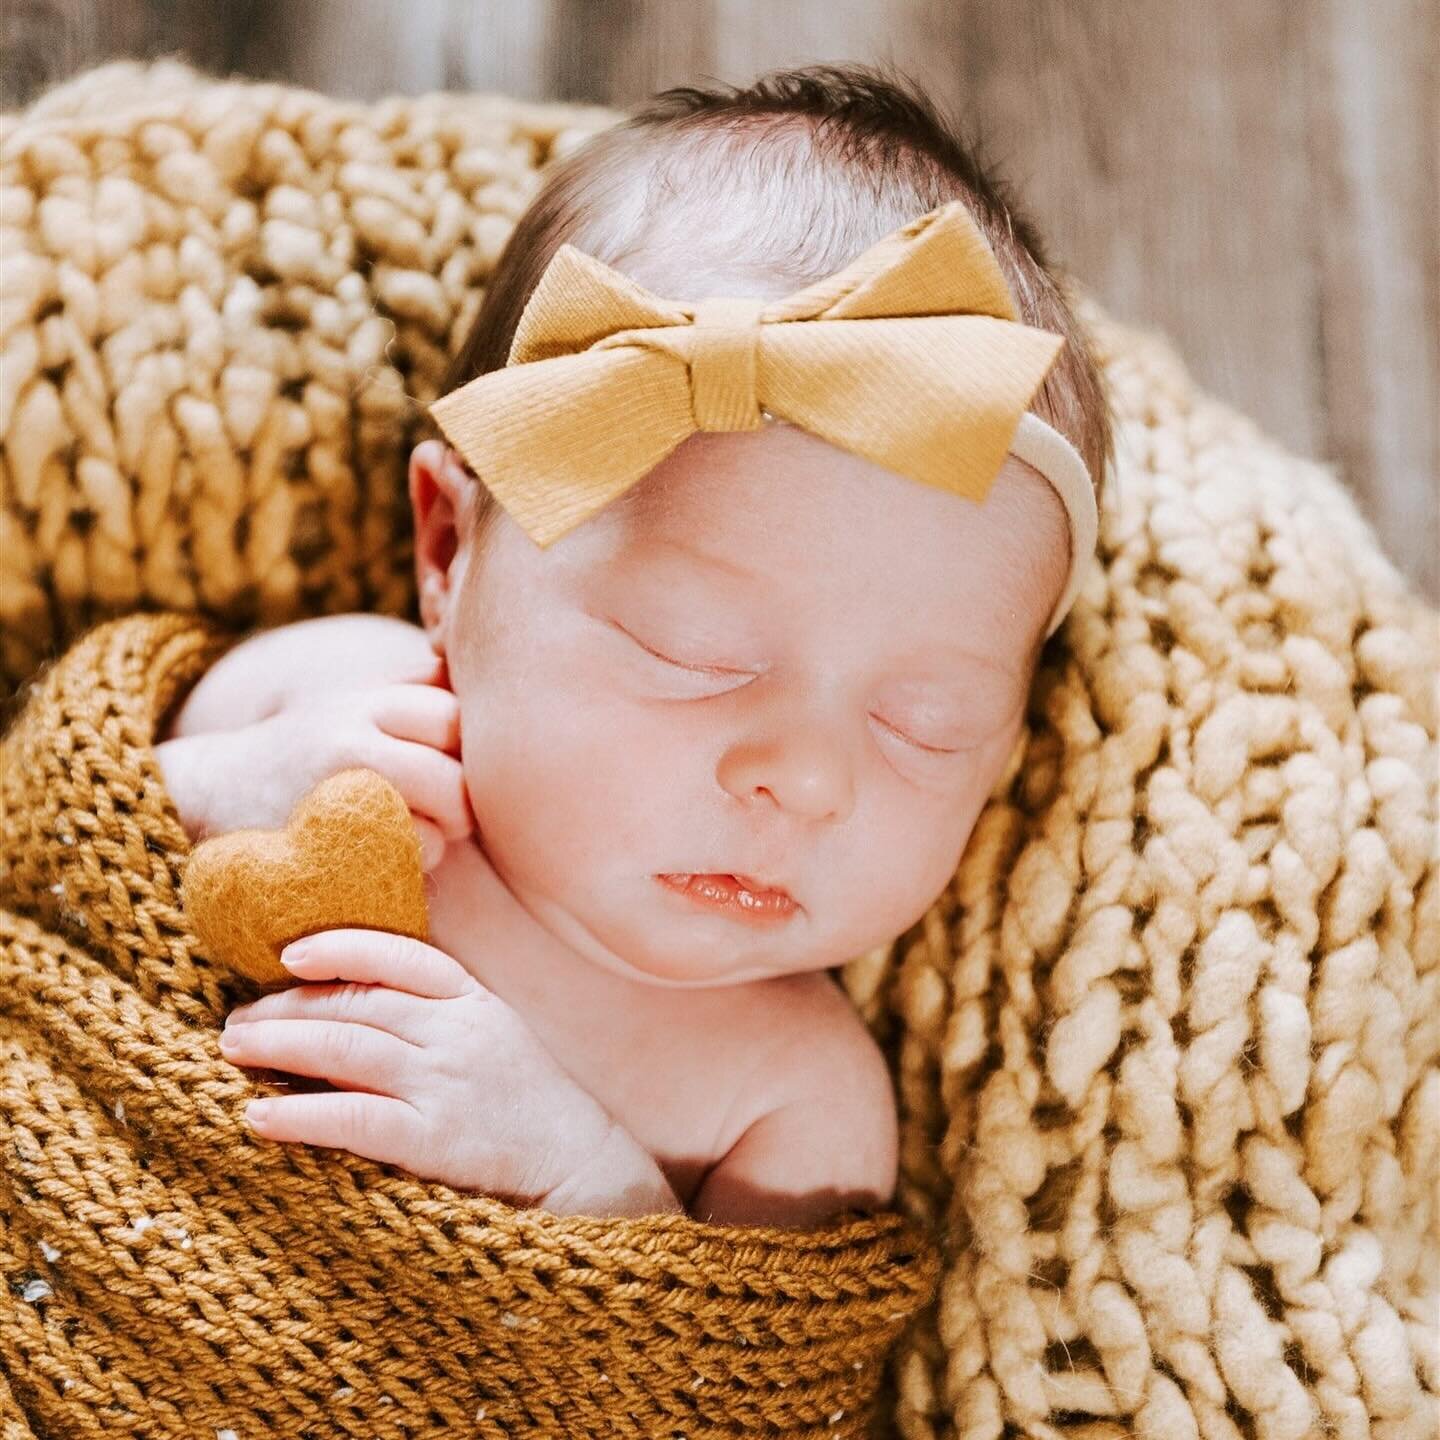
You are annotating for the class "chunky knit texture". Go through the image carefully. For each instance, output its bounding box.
[0,59,618,696]
[2,59,1438,1440]
[862,312,1439,1440]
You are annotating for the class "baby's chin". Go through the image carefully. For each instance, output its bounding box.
[579,926,799,989]
[592,953,785,989]
[556,903,831,989]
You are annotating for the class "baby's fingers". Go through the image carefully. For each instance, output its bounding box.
[371,684,461,756]
[373,737,473,841]
[280,929,481,999]
[246,1091,422,1169]
[226,973,437,1047]
[220,1017,418,1093]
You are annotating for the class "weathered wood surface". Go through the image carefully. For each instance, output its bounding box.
[3,0,1434,595]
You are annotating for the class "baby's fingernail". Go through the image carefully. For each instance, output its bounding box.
[280,943,309,969]
[227,1004,251,1022]
[246,1101,271,1126]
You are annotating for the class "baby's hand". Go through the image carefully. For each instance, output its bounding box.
[157,682,472,869]
[219,929,619,1204]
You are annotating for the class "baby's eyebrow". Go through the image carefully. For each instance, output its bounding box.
[905,643,1025,680]
[623,534,759,585]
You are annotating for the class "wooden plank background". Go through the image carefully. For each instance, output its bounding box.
[4,0,1435,597]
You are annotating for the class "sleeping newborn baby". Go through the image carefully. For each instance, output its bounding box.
[155,83,1109,1228]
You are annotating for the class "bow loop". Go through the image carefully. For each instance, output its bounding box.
[508,245,688,366]
[687,297,767,432]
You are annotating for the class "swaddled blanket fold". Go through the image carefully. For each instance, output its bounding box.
[0,611,941,1440]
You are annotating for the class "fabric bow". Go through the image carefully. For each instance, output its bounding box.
[428,199,1079,553]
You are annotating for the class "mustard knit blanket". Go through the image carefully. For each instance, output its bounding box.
[2,60,1438,1440]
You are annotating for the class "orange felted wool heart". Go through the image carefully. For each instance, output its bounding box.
[181,768,429,985]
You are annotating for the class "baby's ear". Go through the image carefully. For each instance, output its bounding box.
[409,440,468,639]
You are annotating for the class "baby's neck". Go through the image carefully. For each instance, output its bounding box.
[424,835,632,1013]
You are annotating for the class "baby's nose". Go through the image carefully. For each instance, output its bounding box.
[715,724,855,824]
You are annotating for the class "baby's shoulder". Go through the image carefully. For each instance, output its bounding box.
[731,971,892,1110]
[686,974,899,1223]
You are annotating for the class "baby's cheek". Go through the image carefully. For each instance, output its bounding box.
[457,690,629,853]
[873,758,1003,925]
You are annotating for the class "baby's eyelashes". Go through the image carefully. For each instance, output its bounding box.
[868,714,964,756]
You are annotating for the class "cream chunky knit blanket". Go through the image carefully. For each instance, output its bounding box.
[2,60,1437,1439]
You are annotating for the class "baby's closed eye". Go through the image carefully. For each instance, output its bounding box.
[606,613,1019,753]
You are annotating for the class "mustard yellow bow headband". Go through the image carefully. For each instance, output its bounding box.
[429,199,1098,636]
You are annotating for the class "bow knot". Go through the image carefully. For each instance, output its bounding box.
[687,296,767,431]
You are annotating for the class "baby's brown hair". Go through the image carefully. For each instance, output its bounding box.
[433,61,1113,552]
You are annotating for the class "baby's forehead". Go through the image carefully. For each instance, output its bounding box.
[611,422,1035,551]
[506,418,1066,667]
[593,428,812,566]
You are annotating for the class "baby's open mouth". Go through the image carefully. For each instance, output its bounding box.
[655,873,799,921]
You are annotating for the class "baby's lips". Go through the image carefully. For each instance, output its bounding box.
[661,870,799,904]
[730,873,795,902]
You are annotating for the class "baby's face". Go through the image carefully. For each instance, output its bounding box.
[418,421,1067,988]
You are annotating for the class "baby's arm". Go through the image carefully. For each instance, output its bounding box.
[165,613,441,739]
[535,1120,686,1219]
[689,1006,899,1228]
